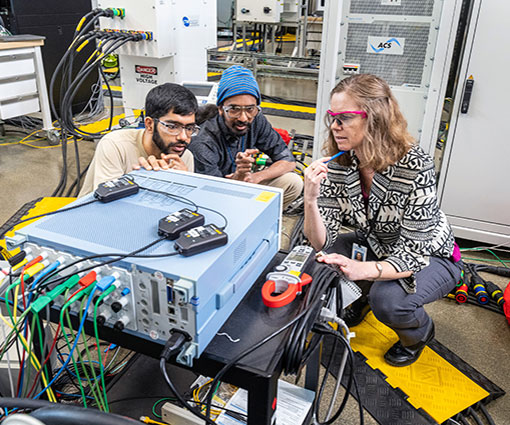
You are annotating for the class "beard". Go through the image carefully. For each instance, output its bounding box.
[227,119,252,137]
[152,125,187,155]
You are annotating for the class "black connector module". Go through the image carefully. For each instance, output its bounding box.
[174,224,228,256]
[94,176,139,202]
[158,209,205,240]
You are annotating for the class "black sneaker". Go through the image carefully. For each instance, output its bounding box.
[343,298,371,327]
[384,323,435,367]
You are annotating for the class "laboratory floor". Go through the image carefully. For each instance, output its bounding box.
[1,78,509,425]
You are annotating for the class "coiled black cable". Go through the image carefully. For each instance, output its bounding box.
[282,265,340,374]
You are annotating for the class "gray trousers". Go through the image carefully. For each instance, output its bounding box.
[329,232,462,347]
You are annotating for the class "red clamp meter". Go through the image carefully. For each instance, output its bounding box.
[261,246,314,308]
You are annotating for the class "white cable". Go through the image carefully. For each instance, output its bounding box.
[216,332,240,343]
[3,414,45,425]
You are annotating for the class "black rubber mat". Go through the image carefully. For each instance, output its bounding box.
[321,335,504,425]
[0,198,42,239]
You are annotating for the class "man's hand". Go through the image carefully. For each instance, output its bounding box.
[133,154,188,172]
[161,154,188,171]
[225,148,259,181]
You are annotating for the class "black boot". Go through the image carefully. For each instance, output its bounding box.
[384,323,435,367]
[343,297,371,327]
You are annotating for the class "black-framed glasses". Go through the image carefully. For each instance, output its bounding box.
[222,105,261,118]
[154,118,200,136]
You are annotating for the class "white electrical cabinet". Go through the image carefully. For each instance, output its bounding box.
[236,0,285,23]
[97,0,216,111]
[313,0,463,159]
[438,0,510,244]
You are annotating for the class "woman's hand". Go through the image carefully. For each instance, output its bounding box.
[304,158,330,202]
[317,253,374,281]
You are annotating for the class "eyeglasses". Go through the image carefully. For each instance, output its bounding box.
[326,110,367,128]
[222,105,261,118]
[154,119,200,136]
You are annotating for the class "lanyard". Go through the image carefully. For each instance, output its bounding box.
[226,136,245,172]
[360,176,383,240]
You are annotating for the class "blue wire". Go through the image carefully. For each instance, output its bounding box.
[0,296,14,306]
[55,353,103,381]
[33,286,98,399]
[55,390,94,400]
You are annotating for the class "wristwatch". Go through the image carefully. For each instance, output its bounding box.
[374,262,383,280]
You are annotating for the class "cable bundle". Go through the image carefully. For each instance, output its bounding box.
[0,231,179,418]
[282,264,340,374]
[450,261,507,315]
[49,8,147,197]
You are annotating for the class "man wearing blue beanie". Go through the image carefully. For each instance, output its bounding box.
[189,65,302,209]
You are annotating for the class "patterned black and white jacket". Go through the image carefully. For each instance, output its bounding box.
[318,144,455,293]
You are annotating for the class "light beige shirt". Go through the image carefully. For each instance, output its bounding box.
[79,128,194,197]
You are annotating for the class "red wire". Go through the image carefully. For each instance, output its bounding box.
[15,262,31,396]
[102,345,111,367]
[25,322,62,398]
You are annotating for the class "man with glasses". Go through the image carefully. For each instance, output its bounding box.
[189,65,302,209]
[78,83,199,196]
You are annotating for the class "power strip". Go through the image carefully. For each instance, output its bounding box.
[161,402,205,425]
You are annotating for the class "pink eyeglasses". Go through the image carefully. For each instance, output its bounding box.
[326,110,367,127]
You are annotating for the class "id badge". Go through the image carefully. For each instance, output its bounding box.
[352,243,367,261]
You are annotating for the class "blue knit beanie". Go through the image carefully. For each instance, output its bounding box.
[216,65,261,105]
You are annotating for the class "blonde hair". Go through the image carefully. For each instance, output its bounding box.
[324,74,415,172]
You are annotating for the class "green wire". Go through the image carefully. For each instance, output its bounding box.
[92,284,116,412]
[0,313,29,363]
[77,294,106,411]
[152,397,174,419]
[459,247,510,267]
[59,289,89,407]
[462,256,510,265]
[72,294,105,410]
[79,324,107,410]
[4,277,24,326]
[22,314,37,397]
[34,315,52,398]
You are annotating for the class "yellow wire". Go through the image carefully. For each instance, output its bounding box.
[0,311,57,402]
[0,129,40,146]
[139,417,167,425]
[193,379,221,415]
[12,259,28,272]
[76,39,89,52]
[13,262,46,321]
[20,138,76,150]
[13,285,20,323]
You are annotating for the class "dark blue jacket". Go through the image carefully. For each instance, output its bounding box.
[189,113,294,177]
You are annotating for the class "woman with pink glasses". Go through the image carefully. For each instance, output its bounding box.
[304,74,461,367]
